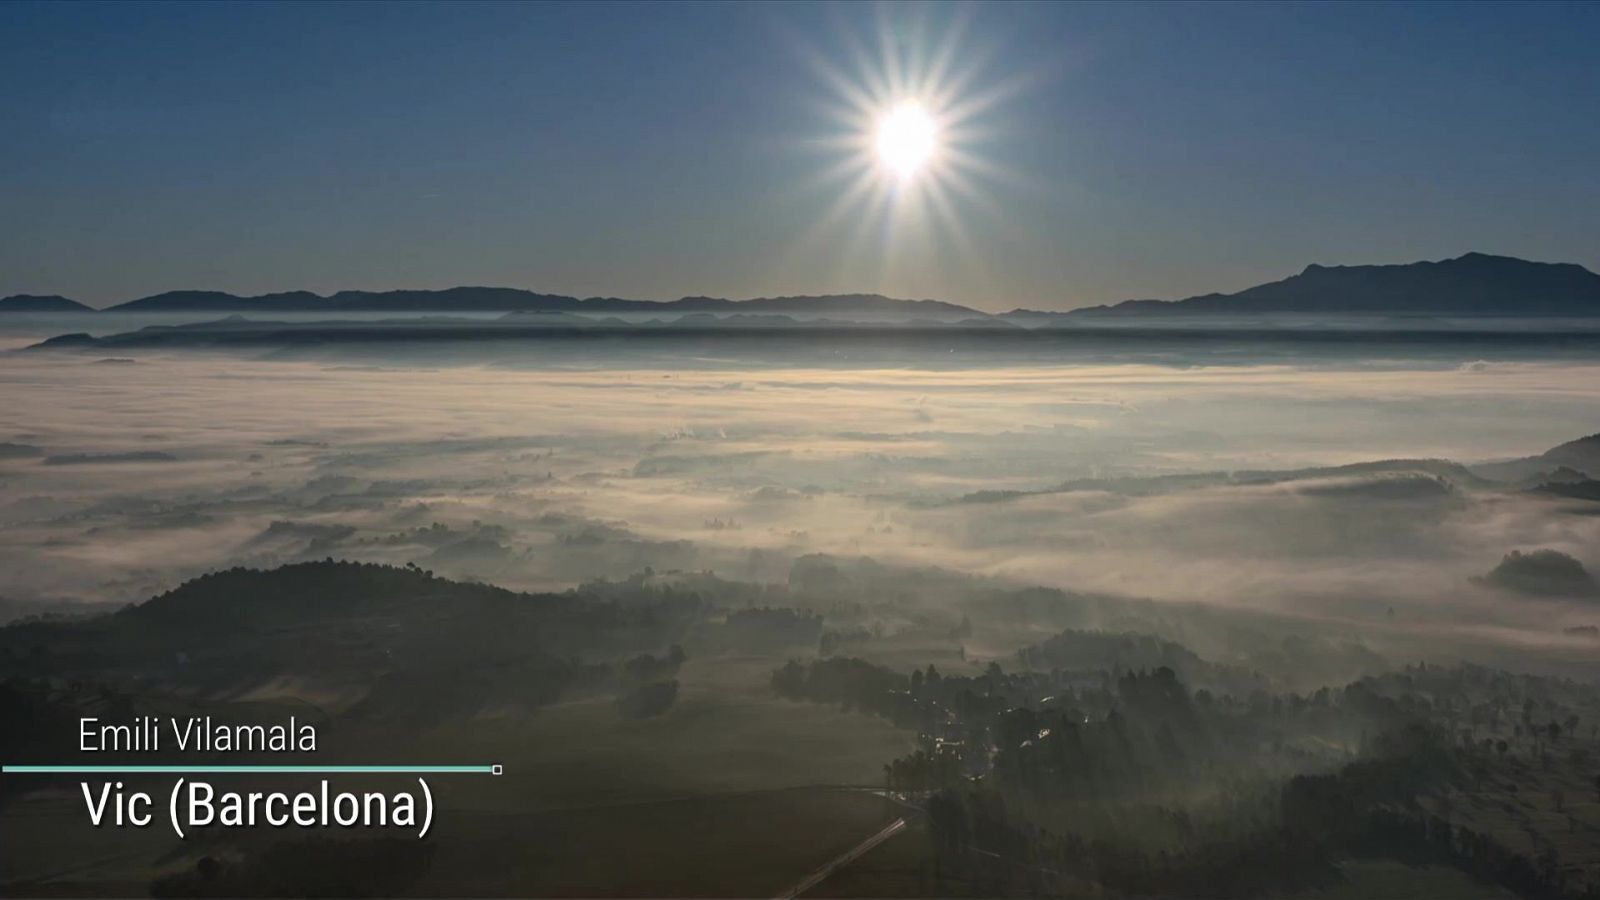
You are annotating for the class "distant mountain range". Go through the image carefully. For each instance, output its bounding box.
[6,253,1600,319]
[0,288,980,321]
[1056,253,1600,319]
[0,294,94,312]
[1473,432,1600,484]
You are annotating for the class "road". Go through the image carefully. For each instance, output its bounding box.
[770,816,907,900]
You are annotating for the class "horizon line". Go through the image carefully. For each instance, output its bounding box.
[4,250,1596,315]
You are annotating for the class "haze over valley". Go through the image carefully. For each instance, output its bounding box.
[7,2,1600,897]
[8,307,1600,895]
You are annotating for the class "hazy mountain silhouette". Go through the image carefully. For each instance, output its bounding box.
[1474,432,1600,483]
[664,294,980,318]
[1060,253,1600,318]
[106,290,327,312]
[13,253,1600,319]
[99,288,984,320]
[31,314,1600,357]
[0,294,93,312]
[26,312,1029,353]
[1538,432,1600,473]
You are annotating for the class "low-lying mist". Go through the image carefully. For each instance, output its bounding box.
[4,346,1600,678]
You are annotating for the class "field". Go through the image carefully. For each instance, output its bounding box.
[1291,860,1515,899]
[810,833,1523,900]
[423,788,899,897]
[456,656,915,811]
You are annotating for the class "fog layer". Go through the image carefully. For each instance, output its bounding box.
[3,349,1599,668]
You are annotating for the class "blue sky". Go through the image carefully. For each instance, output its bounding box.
[3,1,1598,310]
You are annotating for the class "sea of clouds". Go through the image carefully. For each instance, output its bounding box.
[3,349,1599,670]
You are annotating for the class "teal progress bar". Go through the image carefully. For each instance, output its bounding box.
[2,764,500,774]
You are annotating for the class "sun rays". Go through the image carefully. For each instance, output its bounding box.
[775,4,1031,298]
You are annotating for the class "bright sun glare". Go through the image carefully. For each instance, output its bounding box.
[875,101,938,180]
[791,8,1027,275]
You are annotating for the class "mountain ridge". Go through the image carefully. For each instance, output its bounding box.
[8,253,1600,318]
[0,288,985,319]
[1058,253,1600,318]
[0,294,95,313]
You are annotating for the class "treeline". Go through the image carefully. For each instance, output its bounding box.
[719,607,823,651]
[615,645,686,719]
[923,787,1335,898]
[1282,722,1599,900]
[920,722,1549,899]
[1349,809,1595,900]
[777,649,1600,897]
[772,657,1028,739]
[771,654,1388,796]
[1017,628,1268,697]
[0,561,701,681]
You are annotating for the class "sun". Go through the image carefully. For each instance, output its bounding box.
[875,101,939,181]
[779,5,1034,288]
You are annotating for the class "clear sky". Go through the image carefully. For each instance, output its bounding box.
[3,1,1598,310]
